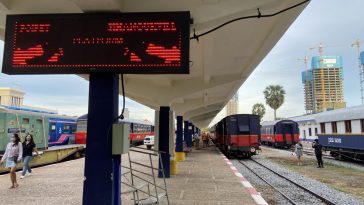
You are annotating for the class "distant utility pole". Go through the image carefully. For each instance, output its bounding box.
[351,39,364,105]
[298,56,312,114]
[310,43,326,111]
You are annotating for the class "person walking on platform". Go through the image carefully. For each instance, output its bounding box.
[194,133,200,149]
[295,140,303,166]
[312,139,324,168]
[0,133,23,189]
[20,134,39,179]
[202,132,209,148]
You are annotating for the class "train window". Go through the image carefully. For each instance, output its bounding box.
[76,121,87,132]
[308,128,312,136]
[331,122,337,133]
[22,118,30,124]
[345,120,352,133]
[64,125,70,133]
[320,123,325,134]
[239,125,249,132]
[50,123,56,133]
[361,119,364,133]
[71,124,77,133]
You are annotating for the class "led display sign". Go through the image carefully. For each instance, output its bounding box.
[2,12,190,74]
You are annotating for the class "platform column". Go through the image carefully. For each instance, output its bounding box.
[184,121,190,148]
[158,106,170,178]
[83,73,119,205]
[189,122,193,148]
[175,116,185,161]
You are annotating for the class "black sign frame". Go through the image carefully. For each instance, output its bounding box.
[2,12,190,75]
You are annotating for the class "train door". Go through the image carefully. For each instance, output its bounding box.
[49,122,57,142]
[282,123,287,144]
[21,117,31,138]
[34,118,46,149]
[0,114,5,152]
[288,124,295,144]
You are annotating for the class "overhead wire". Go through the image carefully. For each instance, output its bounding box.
[190,0,310,41]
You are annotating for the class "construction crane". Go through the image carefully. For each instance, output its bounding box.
[297,56,312,114]
[309,43,326,112]
[351,39,364,105]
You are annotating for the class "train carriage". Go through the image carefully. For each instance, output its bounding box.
[0,106,49,152]
[48,117,77,146]
[75,114,154,146]
[261,120,299,148]
[0,105,77,152]
[316,105,364,161]
[213,114,260,158]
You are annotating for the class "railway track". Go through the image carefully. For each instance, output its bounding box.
[238,159,337,205]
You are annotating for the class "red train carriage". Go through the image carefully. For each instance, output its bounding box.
[261,120,299,148]
[213,114,260,158]
[75,114,154,145]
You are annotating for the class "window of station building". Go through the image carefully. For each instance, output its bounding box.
[11,97,21,107]
[0,96,2,104]
[331,122,337,133]
[345,120,352,133]
[320,123,326,134]
[303,130,306,138]
[315,128,318,136]
[308,128,312,136]
[361,119,364,133]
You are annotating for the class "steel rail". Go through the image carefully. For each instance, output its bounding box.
[248,158,337,205]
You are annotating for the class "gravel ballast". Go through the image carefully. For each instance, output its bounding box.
[232,155,363,205]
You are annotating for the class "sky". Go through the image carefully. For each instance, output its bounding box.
[0,0,363,126]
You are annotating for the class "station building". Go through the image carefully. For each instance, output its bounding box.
[0,87,58,113]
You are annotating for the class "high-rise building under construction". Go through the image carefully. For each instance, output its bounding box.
[302,56,346,113]
[226,93,238,116]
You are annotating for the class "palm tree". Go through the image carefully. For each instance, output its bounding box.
[252,103,266,120]
[263,85,286,120]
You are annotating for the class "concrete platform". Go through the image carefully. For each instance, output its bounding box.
[0,145,258,205]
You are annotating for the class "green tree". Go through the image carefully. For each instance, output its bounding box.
[252,103,266,120]
[263,85,286,120]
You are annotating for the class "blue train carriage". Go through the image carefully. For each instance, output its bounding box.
[316,106,364,161]
[48,117,77,147]
[0,105,50,153]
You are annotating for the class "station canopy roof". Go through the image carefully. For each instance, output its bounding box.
[0,0,309,128]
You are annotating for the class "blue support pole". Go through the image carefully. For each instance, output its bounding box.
[184,121,190,148]
[176,116,183,152]
[158,106,170,178]
[189,122,193,148]
[112,156,121,205]
[83,74,119,205]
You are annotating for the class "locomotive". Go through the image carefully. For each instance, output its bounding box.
[212,114,260,158]
[260,120,299,148]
